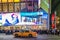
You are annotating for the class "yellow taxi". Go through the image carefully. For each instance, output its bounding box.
[13,30,37,37]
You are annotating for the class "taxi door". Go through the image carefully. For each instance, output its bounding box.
[22,30,29,37]
[19,30,24,36]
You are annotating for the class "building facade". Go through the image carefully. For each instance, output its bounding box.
[0,0,38,13]
[0,0,50,30]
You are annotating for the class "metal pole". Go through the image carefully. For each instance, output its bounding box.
[38,0,41,8]
[48,0,51,30]
[55,11,56,29]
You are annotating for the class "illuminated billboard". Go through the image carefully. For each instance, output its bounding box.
[20,10,48,26]
[2,13,36,26]
[2,13,21,26]
[1,10,48,26]
[0,14,2,26]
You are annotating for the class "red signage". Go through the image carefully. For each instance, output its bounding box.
[51,13,55,29]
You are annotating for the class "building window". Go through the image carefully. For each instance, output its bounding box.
[0,4,2,12]
[0,1,38,12]
[8,0,13,2]
[21,3,27,12]
[27,1,33,12]
[3,3,8,12]
[33,2,38,11]
[0,0,1,3]
[14,3,20,12]
[8,3,14,12]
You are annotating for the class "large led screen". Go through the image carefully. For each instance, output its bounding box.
[20,11,48,26]
[1,11,48,26]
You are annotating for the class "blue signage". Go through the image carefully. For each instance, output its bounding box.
[20,12,43,17]
[3,13,19,26]
[0,14,2,20]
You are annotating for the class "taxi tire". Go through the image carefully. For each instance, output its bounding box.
[28,34,32,37]
[15,34,18,37]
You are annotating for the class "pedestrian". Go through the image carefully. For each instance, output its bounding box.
[52,29,56,35]
[57,30,59,35]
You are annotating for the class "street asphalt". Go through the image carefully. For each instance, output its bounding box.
[0,33,60,40]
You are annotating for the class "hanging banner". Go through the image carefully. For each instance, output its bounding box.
[51,13,55,29]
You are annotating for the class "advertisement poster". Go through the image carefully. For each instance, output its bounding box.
[2,13,21,26]
[0,14,2,26]
[1,10,48,27]
[20,11,48,26]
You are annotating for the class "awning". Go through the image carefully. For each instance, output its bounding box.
[20,12,43,17]
[20,8,48,18]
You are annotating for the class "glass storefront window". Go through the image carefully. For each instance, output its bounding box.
[21,3,27,12]
[2,0,7,3]
[0,1,38,12]
[8,0,13,2]
[14,3,20,12]
[9,3,14,12]
[3,4,8,12]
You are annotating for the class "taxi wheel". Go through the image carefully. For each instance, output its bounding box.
[28,34,32,37]
[15,34,18,37]
[19,36,21,38]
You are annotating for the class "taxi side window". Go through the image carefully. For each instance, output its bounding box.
[19,30,24,32]
[25,30,29,32]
